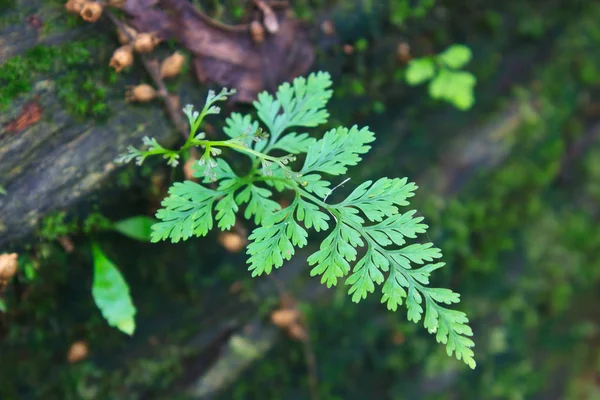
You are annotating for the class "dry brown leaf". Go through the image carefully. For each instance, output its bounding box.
[122,0,314,103]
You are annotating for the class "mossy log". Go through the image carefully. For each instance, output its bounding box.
[0,1,196,247]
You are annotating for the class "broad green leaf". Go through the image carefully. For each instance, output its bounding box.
[406,58,436,85]
[437,44,473,69]
[91,243,136,335]
[113,216,157,242]
[0,298,6,312]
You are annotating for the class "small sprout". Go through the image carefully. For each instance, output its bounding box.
[133,33,159,53]
[0,253,18,283]
[209,147,222,156]
[160,52,186,79]
[250,20,265,43]
[117,25,137,45]
[126,84,157,102]
[109,45,134,73]
[80,2,103,23]
[64,0,86,14]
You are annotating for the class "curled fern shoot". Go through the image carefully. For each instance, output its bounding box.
[118,71,476,368]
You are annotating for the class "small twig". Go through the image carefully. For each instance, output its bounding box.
[105,10,189,139]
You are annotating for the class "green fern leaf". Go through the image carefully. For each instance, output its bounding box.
[138,71,476,369]
[338,178,417,222]
[152,180,240,242]
[236,184,281,225]
[254,71,333,141]
[271,132,317,154]
[301,125,375,176]
[300,174,332,199]
[305,175,475,368]
[223,113,259,146]
[247,200,307,276]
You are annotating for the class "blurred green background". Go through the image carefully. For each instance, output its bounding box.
[1,0,600,399]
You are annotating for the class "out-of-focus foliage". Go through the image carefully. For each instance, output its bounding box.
[406,45,477,110]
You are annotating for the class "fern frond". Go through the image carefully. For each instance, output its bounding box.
[304,177,476,368]
[151,180,241,242]
[254,71,333,150]
[247,198,308,276]
[131,71,476,368]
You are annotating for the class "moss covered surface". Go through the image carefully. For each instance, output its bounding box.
[0,37,114,117]
[2,0,600,399]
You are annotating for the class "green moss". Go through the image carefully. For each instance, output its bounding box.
[0,38,113,117]
[38,211,78,241]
